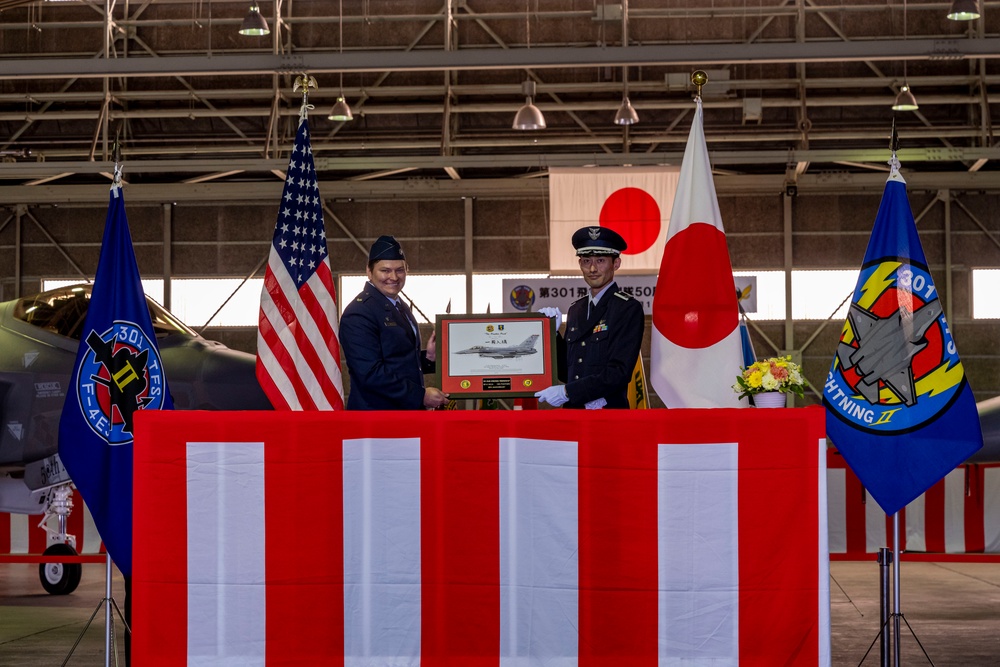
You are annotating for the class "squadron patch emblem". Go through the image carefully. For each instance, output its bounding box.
[508,285,535,311]
[825,260,965,435]
[76,320,167,445]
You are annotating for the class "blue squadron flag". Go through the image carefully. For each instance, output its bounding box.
[824,158,982,515]
[58,175,173,576]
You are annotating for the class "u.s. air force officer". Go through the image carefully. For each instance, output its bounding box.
[534,226,645,409]
[340,236,450,410]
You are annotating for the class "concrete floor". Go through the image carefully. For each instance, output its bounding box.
[829,559,1000,666]
[1,560,998,665]
[0,563,127,665]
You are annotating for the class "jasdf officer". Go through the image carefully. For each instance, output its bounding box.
[534,226,645,409]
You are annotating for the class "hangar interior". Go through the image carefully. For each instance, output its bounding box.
[1,0,999,406]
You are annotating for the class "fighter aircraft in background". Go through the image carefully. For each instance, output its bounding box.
[457,334,540,359]
[0,284,272,594]
[969,396,1000,465]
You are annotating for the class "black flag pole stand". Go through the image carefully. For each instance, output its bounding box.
[855,512,936,667]
[61,552,129,666]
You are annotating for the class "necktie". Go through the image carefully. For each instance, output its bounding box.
[396,300,422,378]
[397,300,418,338]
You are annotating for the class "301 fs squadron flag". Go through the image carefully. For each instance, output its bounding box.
[58,174,174,576]
[824,158,983,515]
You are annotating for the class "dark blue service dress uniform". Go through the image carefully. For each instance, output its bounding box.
[340,282,434,410]
[560,281,644,409]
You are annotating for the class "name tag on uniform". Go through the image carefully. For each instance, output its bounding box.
[384,318,398,327]
[593,322,608,333]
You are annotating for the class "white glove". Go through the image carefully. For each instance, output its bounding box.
[539,307,562,321]
[534,385,569,407]
[584,398,607,410]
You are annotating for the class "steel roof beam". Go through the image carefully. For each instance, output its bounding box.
[5,170,1000,205]
[3,147,1000,181]
[5,39,1000,80]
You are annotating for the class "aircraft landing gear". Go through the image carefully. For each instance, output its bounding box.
[37,483,82,595]
[39,542,82,595]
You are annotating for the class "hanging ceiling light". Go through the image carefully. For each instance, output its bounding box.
[614,96,639,126]
[512,0,545,130]
[892,0,918,112]
[328,0,354,122]
[328,97,353,122]
[892,85,919,111]
[238,1,270,36]
[947,0,981,21]
[513,80,546,130]
[613,0,638,126]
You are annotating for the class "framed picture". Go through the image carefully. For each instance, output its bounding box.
[434,313,558,398]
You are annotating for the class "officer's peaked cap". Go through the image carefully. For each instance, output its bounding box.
[572,226,627,257]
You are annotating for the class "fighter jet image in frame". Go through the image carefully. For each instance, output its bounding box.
[836,300,943,407]
[456,334,540,359]
[0,284,273,594]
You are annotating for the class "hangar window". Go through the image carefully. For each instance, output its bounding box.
[790,270,857,321]
[733,270,857,321]
[734,271,783,320]
[972,269,1000,318]
[340,274,468,322]
[170,278,264,328]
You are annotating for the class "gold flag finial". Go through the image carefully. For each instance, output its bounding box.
[293,74,318,118]
[294,74,318,97]
[691,70,708,99]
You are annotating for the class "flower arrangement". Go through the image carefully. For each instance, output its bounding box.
[733,356,807,400]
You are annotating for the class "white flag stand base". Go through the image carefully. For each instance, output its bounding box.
[856,512,936,667]
[61,553,129,667]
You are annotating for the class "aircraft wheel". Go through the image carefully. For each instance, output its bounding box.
[38,543,82,595]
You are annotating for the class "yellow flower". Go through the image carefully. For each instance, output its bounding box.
[734,356,809,400]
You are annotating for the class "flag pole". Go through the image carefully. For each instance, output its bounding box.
[105,553,114,667]
[892,511,901,667]
[106,151,123,667]
[60,555,126,666]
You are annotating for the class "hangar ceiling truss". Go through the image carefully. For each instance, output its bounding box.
[2,0,1000,201]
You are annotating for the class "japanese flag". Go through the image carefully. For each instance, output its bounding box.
[650,99,746,408]
[548,167,679,274]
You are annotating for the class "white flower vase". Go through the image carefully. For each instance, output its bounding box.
[753,391,786,408]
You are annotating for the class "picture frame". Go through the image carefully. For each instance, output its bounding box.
[434,313,558,398]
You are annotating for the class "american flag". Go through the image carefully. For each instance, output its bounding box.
[256,118,345,410]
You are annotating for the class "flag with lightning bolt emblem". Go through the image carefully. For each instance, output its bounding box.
[823,158,983,515]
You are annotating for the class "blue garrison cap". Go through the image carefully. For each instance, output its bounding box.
[572,226,627,257]
[368,235,406,263]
